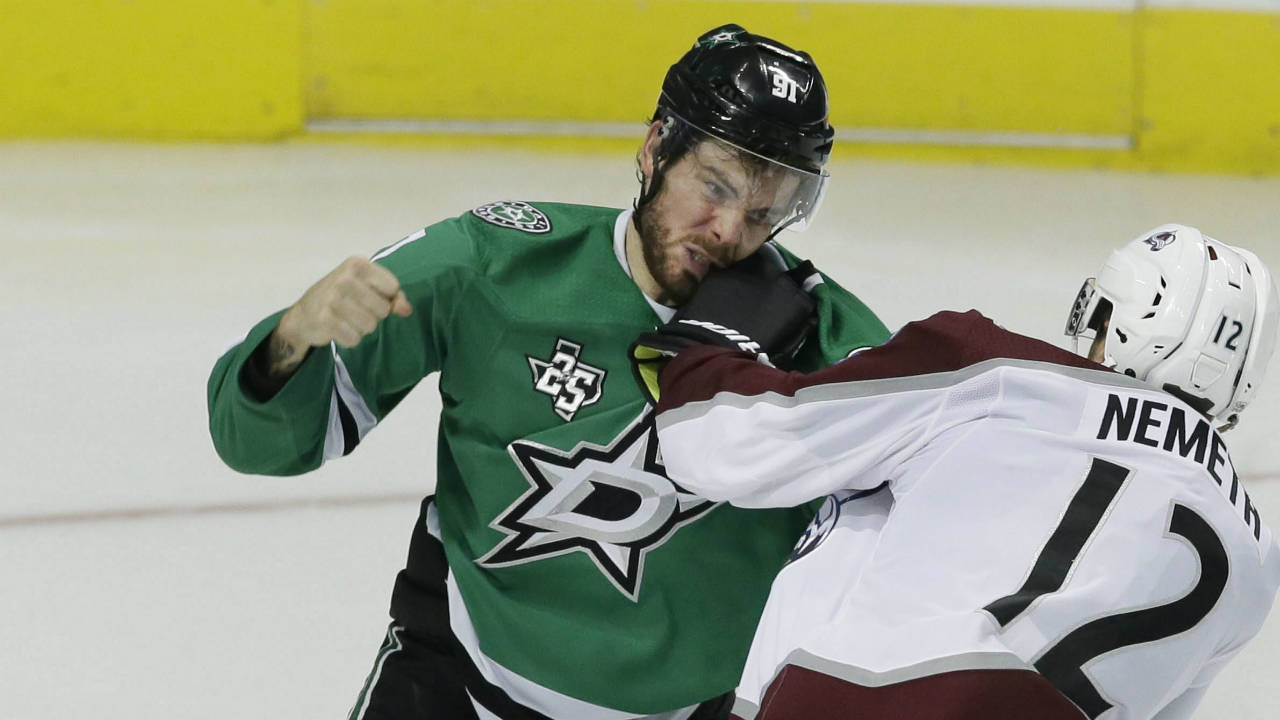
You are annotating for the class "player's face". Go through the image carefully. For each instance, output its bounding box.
[637,138,792,305]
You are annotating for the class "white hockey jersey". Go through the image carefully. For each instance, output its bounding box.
[653,310,1280,720]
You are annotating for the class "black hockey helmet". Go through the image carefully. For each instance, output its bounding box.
[658,24,834,174]
[635,25,834,236]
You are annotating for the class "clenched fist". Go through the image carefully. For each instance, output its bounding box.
[267,257,413,376]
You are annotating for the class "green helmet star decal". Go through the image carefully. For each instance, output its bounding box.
[699,27,746,48]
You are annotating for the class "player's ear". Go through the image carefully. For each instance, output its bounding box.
[638,120,664,181]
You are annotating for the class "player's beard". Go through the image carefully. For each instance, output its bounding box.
[635,193,725,306]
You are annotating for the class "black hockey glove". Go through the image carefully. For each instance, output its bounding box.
[630,253,819,405]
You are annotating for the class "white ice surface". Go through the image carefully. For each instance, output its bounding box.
[2,141,1277,719]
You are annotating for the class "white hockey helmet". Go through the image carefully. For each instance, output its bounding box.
[1066,223,1279,429]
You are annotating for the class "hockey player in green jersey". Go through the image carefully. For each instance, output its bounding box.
[207,24,888,720]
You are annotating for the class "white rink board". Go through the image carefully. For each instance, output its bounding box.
[2,141,1278,719]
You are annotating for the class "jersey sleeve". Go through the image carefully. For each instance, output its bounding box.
[206,214,482,476]
[652,314,972,507]
[653,310,1085,507]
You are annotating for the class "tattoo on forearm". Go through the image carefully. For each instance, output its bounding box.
[268,332,307,377]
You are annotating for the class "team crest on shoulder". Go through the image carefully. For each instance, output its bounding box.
[528,338,605,421]
[1143,230,1177,251]
[472,201,552,234]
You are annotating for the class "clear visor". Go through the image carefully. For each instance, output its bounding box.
[1065,277,1101,352]
[674,115,829,235]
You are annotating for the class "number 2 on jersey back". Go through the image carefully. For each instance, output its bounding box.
[983,457,1229,718]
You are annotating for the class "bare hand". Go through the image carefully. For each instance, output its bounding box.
[268,257,413,375]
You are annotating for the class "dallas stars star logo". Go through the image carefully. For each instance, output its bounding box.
[477,412,719,601]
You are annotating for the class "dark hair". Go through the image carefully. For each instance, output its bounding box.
[632,109,697,236]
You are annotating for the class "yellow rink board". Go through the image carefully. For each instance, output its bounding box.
[306,1,1135,137]
[1137,8,1280,175]
[3,1,1277,174]
[0,0,302,139]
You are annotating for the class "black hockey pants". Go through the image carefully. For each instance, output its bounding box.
[348,621,734,720]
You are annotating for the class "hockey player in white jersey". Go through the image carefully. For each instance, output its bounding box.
[630,224,1280,719]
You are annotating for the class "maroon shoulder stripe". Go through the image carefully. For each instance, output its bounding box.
[658,310,1107,414]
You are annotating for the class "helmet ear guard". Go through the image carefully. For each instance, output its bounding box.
[1067,224,1279,429]
[1065,278,1108,342]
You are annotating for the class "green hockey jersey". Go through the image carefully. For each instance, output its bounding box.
[208,201,889,716]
